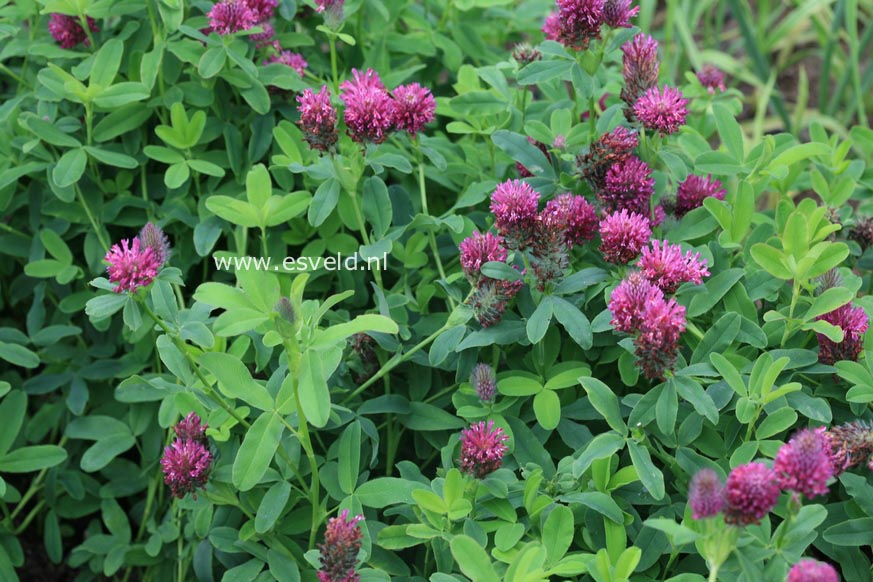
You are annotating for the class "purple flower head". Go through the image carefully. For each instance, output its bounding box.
[603,0,639,27]
[48,14,98,49]
[697,64,727,94]
[105,238,163,293]
[175,412,208,442]
[468,276,524,328]
[512,42,542,66]
[490,179,541,250]
[689,468,725,519]
[317,510,364,582]
[554,0,605,51]
[161,438,212,498]
[621,34,659,115]
[827,421,873,476]
[392,83,436,136]
[553,134,566,149]
[459,420,509,478]
[246,0,278,20]
[540,193,599,248]
[297,86,339,153]
[250,22,278,48]
[608,271,664,333]
[137,223,172,268]
[723,462,780,526]
[267,50,308,76]
[578,126,639,189]
[788,560,839,582]
[638,239,709,293]
[470,363,497,403]
[208,0,258,35]
[543,12,562,41]
[774,428,834,499]
[599,156,655,216]
[340,69,396,144]
[816,303,869,365]
[516,138,550,178]
[675,174,726,217]
[634,295,686,379]
[600,210,652,264]
[459,231,508,284]
[634,85,689,135]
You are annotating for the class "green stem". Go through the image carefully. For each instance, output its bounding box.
[415,139,455,308]
[176,504,184,582]
[780,281,801,346]
[707,564,719,582]
[341,322,452,405]
[12,499,45,535]
[76,185,110,252]
[328,36,339,94]
[0,63,30,89]
[78,13,98,50]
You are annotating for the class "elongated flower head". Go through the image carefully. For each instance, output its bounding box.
[297,86,338,153]
[599,156,655,216]
[578,126,639,189]
[638,239,709,293]
[490,179,541,250]
[608,271,663,333]
[137,223,172,267]
[318,509,364,582]
[516,138,550,178]
[621,34,659,114]
[512,42,542,65]
[689,468,725,519]
[530,219,571,291]
[459,231,508,283]
[208,0,258,35]
[697,65,727,94]
[315,0,345,25]
[267,50,307,77]
[817,269,844,293]
[675,174,726,217]
[392,83,436,136]
[849,217,873,250]
[600,210,652,264]
[827,421,873,476]
[161,438,212,498]
[48,14,98,49]
[175,412,208,442]
[634,85,689,135]
[470,363,497,403]
[634,295,686,379]
[774,428,834,499]
[552,0,605,51]
[816,303,868,364]
[105,238,162,293]
[340,69,396,144]
[541,193,599,248]
[246,0,278,20]
[603,0,638,27]
[468,276,524,328]
[459,420,509,478]
[250,21,278,48]
[788,560,839,582]
[723,462,780,526]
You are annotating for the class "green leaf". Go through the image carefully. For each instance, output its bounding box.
[450,535,500,582]
[710,353,746,396]
[750,243,792,279]
[0,341,39,369]
[0,391,26,456]
[673,376,718,424]
[298,349,331,427]
[492,130,555,178]
[90,38,123,87]
[561,491,623,524]
[85,294,129,320]
[627,440,665,499]
[198,352,274,411]
[232,412,284,491]
[823,518,873,546]
[165,162,190,188]
[338,421,362,494]
[308,178,341,227]
[246,163,273,208]
[552,297,593,349]
[0,445,67,473]
[542,505,574,564]
[255,481,291,534]
[199,47,227,78]
[53,148,87,187]
[712,102,744,160]
[642,518,699,546]
[92,83,150,108]
[756,407,797,439]
[85,146,138,168]
[517,59,573,85]
[355,477,427,508]
[533,389,561,430]
[24,116,81,147]
[580,377,627,435]
[527,298,554,344]
[498,376,543,396]
[691,312,741,364]
[805,287,854,321]
[206,196,261,228]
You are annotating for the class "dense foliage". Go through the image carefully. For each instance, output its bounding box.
[1,0,873,581]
